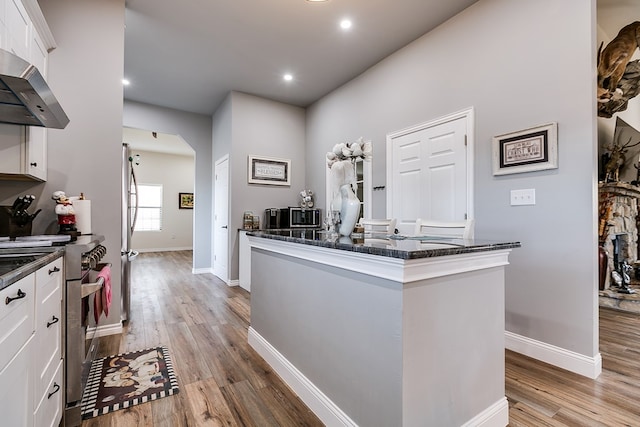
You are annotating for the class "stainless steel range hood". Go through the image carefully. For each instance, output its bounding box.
[0,48,69,129]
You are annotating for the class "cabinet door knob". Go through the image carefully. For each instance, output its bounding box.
[30,162,37,167]
[48,382,60,399]
[5,289,26,305]
[49,266,60,275]
[47,315,59,328]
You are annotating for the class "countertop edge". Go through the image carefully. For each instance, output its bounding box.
[0,249,65,291]
[247,230,521,260]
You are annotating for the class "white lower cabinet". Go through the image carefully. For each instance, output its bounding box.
[0,273,36,426]
[33,257,63,426]
[239,230,251,292]
[0,255,63,427]
[0,335,34,426]
[34,360,63,427]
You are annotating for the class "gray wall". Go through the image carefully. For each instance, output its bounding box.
[129,150,194,252]
[306,0,598,357]
[216,91,306,281]
[36,0,125,326]
[123,100,212,271]
[251,249,403,426]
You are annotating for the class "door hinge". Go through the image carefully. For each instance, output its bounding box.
[464,134,468,146]
[464,213,468,219]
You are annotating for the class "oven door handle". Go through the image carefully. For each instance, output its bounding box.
[81,276,105,298]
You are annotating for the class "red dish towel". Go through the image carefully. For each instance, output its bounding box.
[98,265,112,317]
[93,265,112,323]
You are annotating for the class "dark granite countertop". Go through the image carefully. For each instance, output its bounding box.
[0,247,65,291]
[246,229,520,260]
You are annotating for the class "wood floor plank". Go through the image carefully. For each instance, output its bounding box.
[166,321,213,385]
[190,323,248,387]
[184,377,238,426]
[219,380,281,427]
[82,251,640,427]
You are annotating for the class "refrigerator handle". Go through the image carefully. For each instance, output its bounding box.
[130,160,139,236]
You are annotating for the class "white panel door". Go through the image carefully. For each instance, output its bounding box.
[388,112,470,235]
[213,156,229,283]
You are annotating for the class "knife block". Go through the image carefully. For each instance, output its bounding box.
[0,206,32,239]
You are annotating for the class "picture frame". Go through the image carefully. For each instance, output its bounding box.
[492,122,558,176]
[248,155,291,186]
[178,192,194,209]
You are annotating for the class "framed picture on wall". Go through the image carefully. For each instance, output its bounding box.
[492,122,558,175]
[179,192,194,209]
[248,155,291,185]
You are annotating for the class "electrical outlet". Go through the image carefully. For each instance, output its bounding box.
[510,189,536,206]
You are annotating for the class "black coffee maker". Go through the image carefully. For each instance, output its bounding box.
[264,208,282,229]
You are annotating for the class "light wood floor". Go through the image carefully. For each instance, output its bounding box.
[82,251,640,426]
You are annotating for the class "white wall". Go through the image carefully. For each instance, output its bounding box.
[306,0,598,366]
[123,100,212,271]
[130,150,194,252]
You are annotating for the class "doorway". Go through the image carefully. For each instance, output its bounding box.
[122,127,195,254]
[386,108,474,235]
[213,155,229,283]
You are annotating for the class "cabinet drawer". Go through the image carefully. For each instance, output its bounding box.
[34,359,62,427]
[34,279,61,401]
[0,335,34,426]
[35,257,63,289]
[34,257,62,402]
[0,274,35,369]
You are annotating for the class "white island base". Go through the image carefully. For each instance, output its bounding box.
[248,235,515,427]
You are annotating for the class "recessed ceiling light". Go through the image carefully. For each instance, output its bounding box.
[340,19,352,30]
[283,74,293,82]
[122,78,130,86]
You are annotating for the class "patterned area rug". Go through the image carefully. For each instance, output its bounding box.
[81,346,179,419]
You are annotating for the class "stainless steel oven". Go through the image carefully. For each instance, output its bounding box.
[62,235,106,426]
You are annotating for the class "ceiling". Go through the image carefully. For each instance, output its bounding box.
[123,127,194,156]
[123,0,480,116]
[122,1,639,155]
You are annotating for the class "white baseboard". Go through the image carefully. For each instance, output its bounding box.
[135,247,193,253]
[248,327,357,427]
[505,331,602,379]
[228,279,239,287]
[192,267,213,275]
[461,397,508,427]
[87,322,123,338]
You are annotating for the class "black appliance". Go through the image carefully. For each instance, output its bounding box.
[264,208,283,229]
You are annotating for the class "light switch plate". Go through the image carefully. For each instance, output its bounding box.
[510,189,535,206]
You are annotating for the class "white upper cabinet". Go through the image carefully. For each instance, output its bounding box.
[5,0,31,60]
[0,0,55,182]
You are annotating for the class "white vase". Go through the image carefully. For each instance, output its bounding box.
[338,184,360,236]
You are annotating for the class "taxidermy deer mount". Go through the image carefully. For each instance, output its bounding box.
[597,21,640,118]
[604,136,640,182]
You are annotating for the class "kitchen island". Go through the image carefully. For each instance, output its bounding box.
[246,229,520,427]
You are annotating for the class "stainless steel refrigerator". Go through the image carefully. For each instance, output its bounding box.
[121,143,139,323]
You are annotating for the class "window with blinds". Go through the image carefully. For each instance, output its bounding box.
[134,184,163,231]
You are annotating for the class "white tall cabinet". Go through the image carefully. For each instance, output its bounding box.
[0,0,56,182]
[0,255,64,427]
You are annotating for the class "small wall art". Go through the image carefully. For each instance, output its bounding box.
[492,122,558,176]
[248,155,290,186]
[179,192,194,209]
